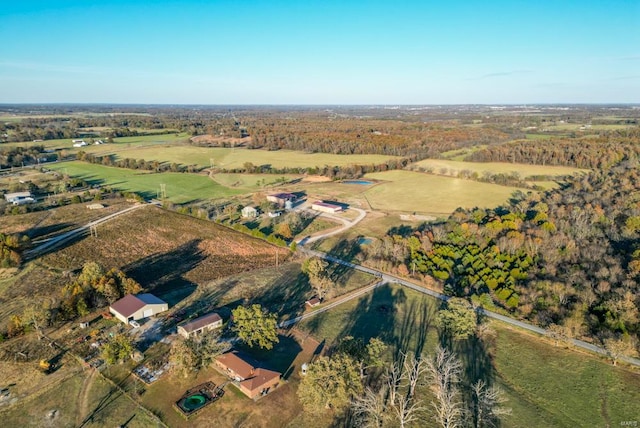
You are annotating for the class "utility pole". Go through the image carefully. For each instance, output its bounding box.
[160,183,167,199]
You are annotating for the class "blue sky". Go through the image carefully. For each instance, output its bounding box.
[1,0,639,104]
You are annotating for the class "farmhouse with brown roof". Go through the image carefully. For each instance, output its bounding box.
[215,352,281,399]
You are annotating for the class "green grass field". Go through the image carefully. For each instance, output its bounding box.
[298,283,640,428]
[412,159,586,178]
[362,170,519,214]
[48,161,243,202]
[3,133,189,152]
[211,173,300,189]
[93,145,401,170]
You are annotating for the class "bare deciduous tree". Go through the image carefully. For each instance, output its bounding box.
[427,346,464,428]
[471,379,511,428]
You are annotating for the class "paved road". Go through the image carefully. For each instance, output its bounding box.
[24,203,149,259]
[295,246,640,367]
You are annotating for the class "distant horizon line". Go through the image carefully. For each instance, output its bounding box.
[1,102,639,107]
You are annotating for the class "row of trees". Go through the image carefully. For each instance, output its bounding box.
[0,145,57,169]
[466,130,640,169]
[76,151,198,173]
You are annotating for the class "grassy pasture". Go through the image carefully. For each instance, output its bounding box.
[4,133,188,152]
[298,283,640,428]
[211,173,300,190]
[362,170,519,215]
[411,158,586,179]
[94,145,401,170]
[48,161,243,203]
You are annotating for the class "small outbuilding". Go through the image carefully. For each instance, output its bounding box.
[266,192,297,208]
[109,294,168,324]
[241,206,258,218]
[177,312,223,338]
[305,297,321,308]
[311,201,343,214]
[4,192,34,205]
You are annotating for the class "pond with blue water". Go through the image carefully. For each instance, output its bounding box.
[341,180,373,185]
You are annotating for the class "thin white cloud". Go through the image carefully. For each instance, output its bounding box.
[616,55,640,61]
[467,70,533,80]
[0,60,92,74]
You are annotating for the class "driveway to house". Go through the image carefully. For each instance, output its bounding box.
[295,207,367,245]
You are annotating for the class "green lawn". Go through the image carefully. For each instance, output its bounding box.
[411,159,586,179]
[363,170,519,215]
[298,283,640,428]
[49,161,243,203]
[93,145,401,170]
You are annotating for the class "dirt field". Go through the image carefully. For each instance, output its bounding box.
[0,206,290,326]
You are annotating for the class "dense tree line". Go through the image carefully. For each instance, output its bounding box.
[76,150,199,173]
[364,161,640,347]
[222,157,413,180]
[247,119,511,159]
[466,130,640,168]
[0,145,57,169]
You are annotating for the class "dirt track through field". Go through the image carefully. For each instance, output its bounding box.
[76,368,96,426]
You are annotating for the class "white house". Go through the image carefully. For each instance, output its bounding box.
[177,312,223,338]
[4,192,35,205]
[72,140,88,148]
[109,294,168,324]
[241,206,258,218]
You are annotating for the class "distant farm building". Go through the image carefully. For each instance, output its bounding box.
[109,294,168,324]
[72,140,88,147]
[311,201,343,214]
[177,312,223,338]
[306,297,321,307]
[4,191,35,205]
[215,352,281,399]
[266,193,297,208]
[86,203,105,210]
[241,206,258,218]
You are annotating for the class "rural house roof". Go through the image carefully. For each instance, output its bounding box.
[110,294,166,318]
[216,352,256,379]
[240,368,281,392]
[312,201,342,209]
[137,294,166,305]
[179,312,222,334]
[269,192,296,200]
[306,297,321,307]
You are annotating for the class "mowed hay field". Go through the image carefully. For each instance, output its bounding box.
[412,159,587,178]
[93,145,401,170]
[49,161,244,203]
[363,170,519,214]
[211,173,301,190]
[298,283,640,428]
